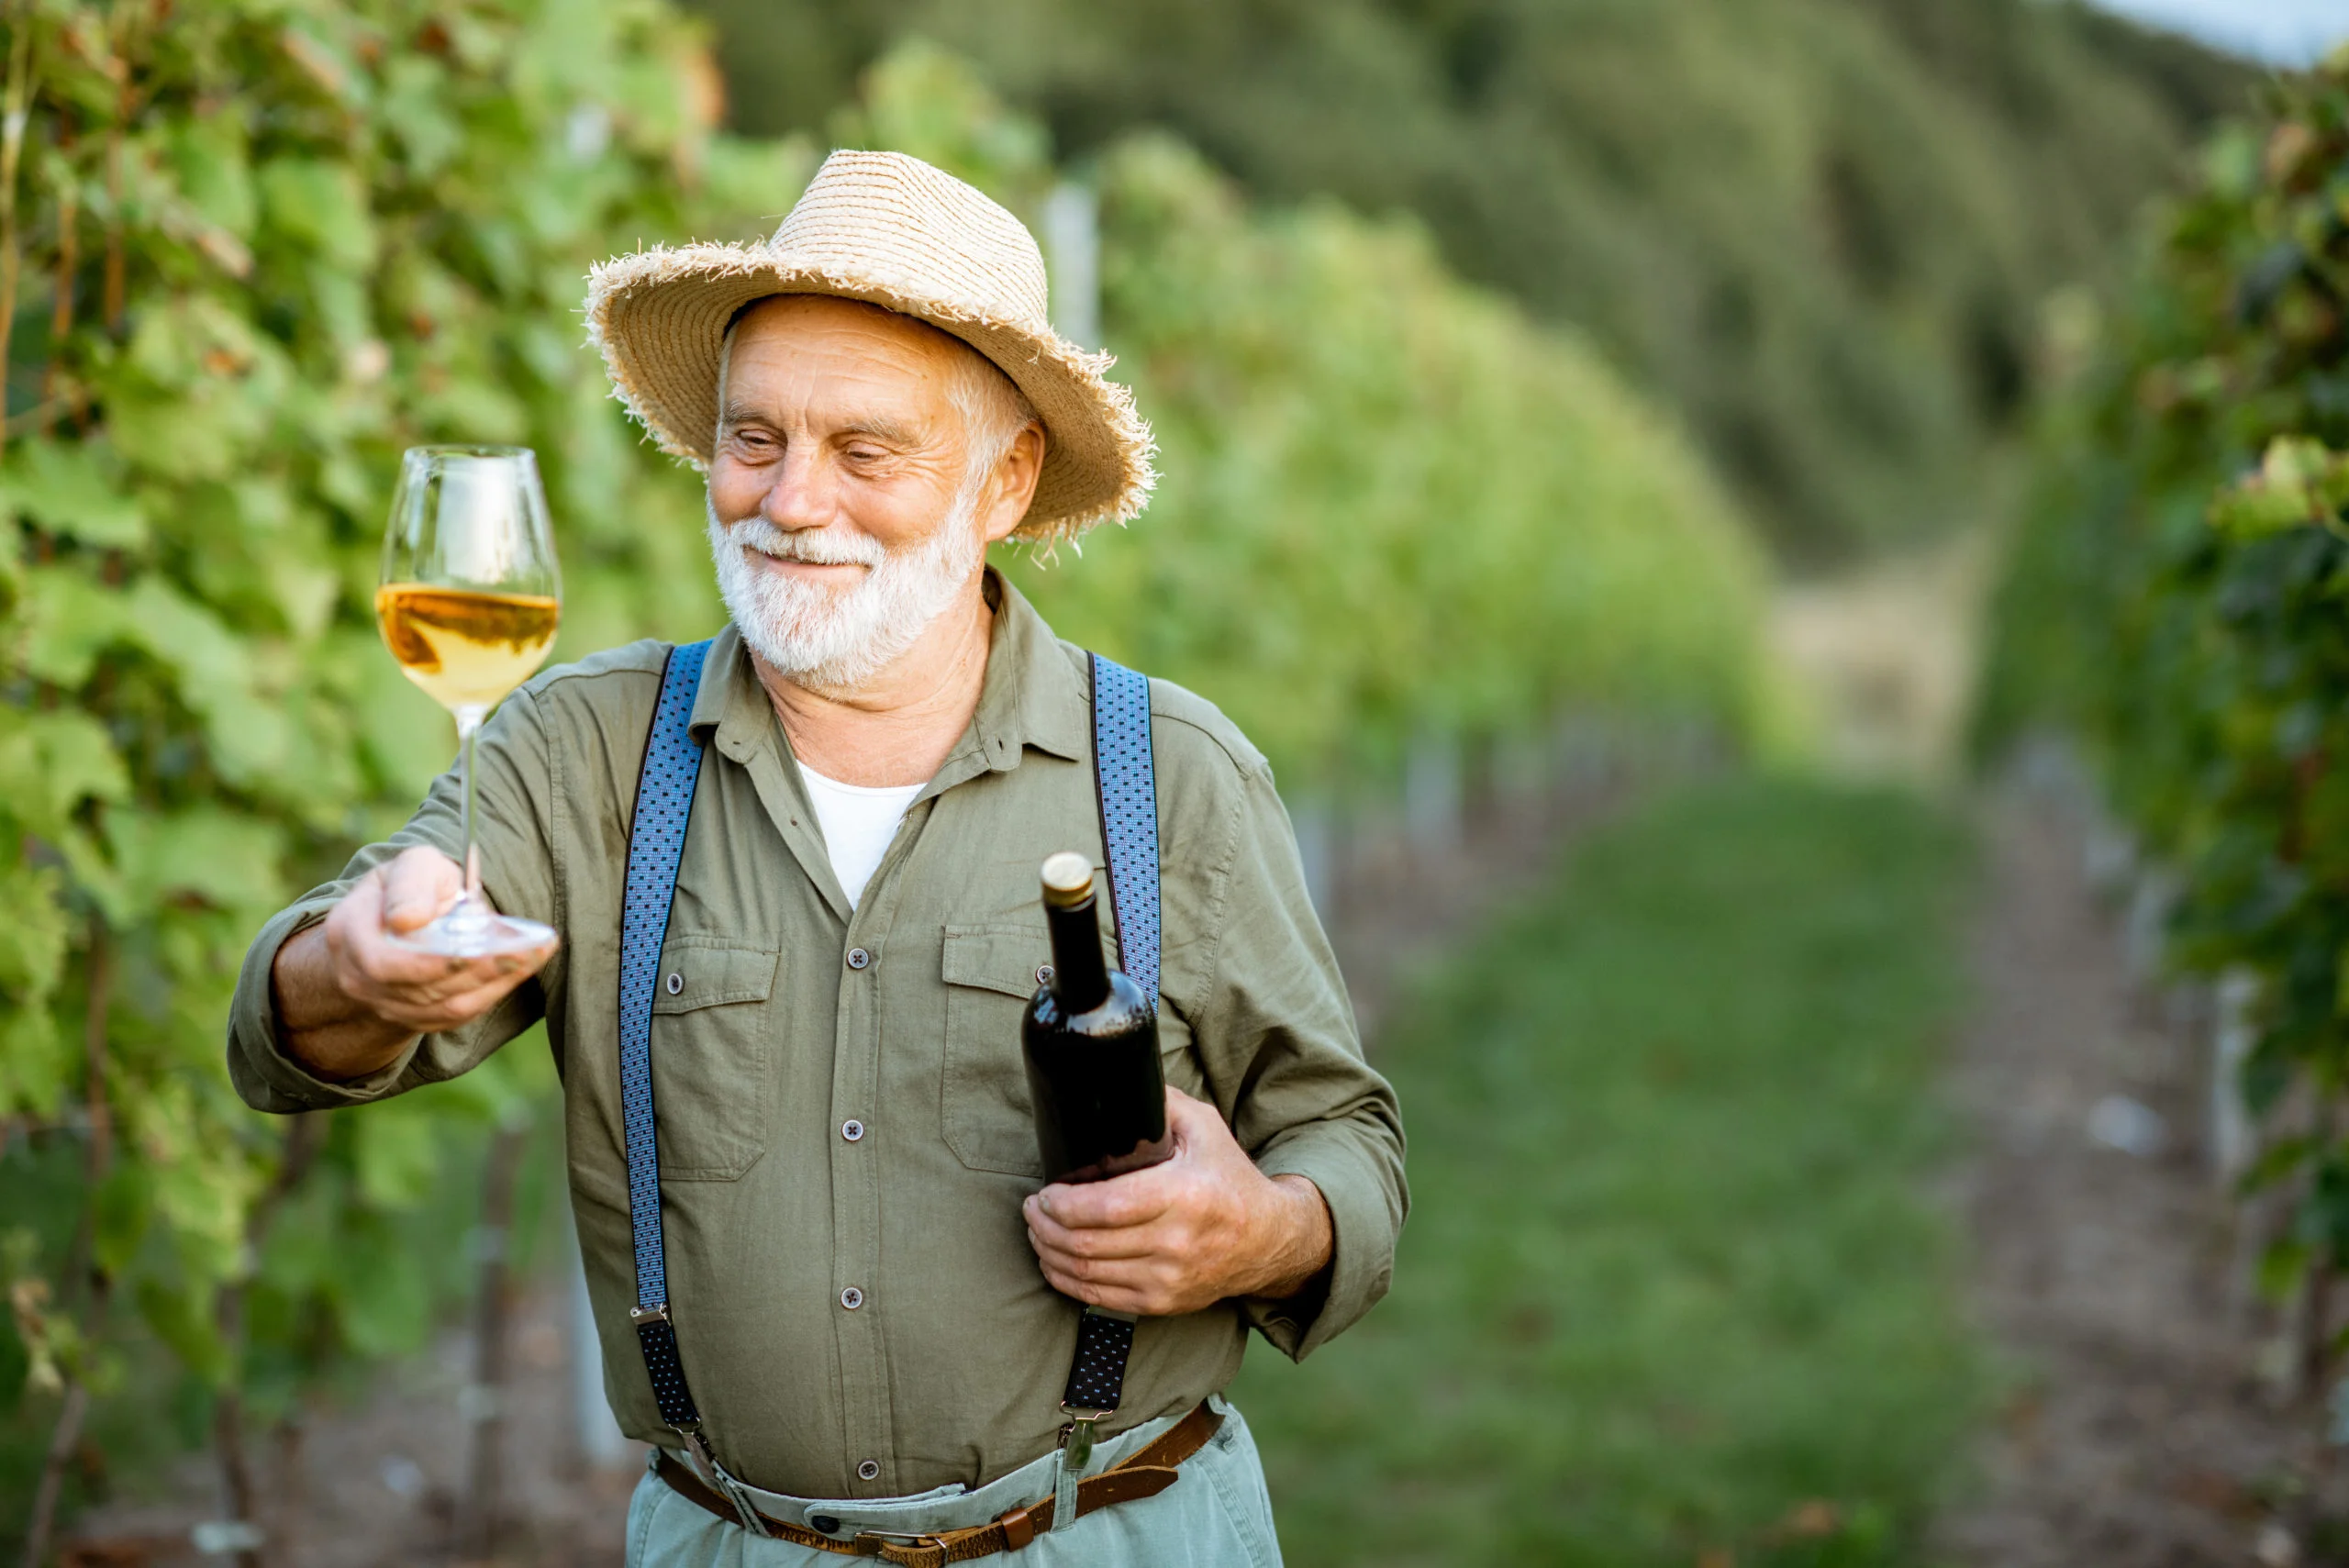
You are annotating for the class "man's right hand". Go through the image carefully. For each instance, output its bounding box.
[269,845,557,1084]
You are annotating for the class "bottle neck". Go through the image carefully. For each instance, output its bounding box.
[1045,895,1112,1014]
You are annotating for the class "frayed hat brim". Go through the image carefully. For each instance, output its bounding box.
[584,242,1155,545]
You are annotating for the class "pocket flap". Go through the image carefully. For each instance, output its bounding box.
[941,924,1048,999]
[651,936,779,1015]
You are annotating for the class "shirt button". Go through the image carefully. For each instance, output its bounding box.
[664,972,683,995]
[846,947,871,970]
[840,1285,864,1310]
[841,1118,865,1142]
[857,1460,881,1483]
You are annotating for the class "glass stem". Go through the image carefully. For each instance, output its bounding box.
[456,705,487,913]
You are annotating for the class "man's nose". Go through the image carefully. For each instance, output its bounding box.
[758,443,832,530]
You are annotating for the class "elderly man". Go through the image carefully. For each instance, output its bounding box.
[228,151,1405,1566]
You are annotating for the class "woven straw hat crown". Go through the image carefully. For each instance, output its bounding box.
[586,150,1154,543]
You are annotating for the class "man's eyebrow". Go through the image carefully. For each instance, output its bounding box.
[837,416,922,447]
[713,406,926,446]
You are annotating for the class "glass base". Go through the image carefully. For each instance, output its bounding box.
[385,904,559,959]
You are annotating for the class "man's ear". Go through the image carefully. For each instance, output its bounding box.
[980,423,1048,546]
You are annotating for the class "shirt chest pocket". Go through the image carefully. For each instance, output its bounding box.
[941,924,1051,1178]
[649,936,781,1182]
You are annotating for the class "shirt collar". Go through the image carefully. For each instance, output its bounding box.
[692,567,1089,771]
[688,619,754,746]
[971,569,1089,767]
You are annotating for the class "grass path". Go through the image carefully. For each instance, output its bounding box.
[1231,775,1985,1566]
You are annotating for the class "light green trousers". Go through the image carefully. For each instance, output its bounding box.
[624,1396,1283,1568]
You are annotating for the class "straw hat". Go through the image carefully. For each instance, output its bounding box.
[585,150,1154,544]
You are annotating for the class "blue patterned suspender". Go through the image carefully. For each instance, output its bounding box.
[617,640,729,1486]
[1088,655,1161,1009]
[617,642,1161,1497]
[1056,656,1160,1434]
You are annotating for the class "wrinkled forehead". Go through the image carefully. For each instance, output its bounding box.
[719,295,971,420]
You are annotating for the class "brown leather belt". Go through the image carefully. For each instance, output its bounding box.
[653,1402,1223,1566]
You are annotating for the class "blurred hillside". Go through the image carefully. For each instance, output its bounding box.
[687,0,2251,562]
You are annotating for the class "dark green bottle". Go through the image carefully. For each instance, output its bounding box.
[1022,851,1172,1184]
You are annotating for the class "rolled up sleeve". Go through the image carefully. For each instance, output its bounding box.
[1181,755,1408,1362]
[225,686,561,1114]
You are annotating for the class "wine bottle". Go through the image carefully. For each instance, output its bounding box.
[1022,851,1173,1184]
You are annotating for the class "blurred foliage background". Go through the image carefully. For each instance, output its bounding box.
[0,0,2288,1562]
[849,45,1776,793]
[690,0,2251,562]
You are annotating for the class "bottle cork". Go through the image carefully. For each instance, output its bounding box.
[1040,851,1094,908]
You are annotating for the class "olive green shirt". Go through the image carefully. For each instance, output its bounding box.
[226,573,1406,1499]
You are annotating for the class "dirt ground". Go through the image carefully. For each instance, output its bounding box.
[58,1281,639,1568]
[1936,755,2347,1568]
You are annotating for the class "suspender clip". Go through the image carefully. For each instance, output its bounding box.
[629,1303,672,1324]
[1056,1407,1107,1473]
[1052,1405,1107,1536]
[671,1426,773,1539]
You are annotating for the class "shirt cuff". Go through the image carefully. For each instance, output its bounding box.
[226,898,422,1112]
[1245,1127,1399,1362]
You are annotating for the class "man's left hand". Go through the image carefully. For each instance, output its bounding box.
[1022,1086,1333,1317]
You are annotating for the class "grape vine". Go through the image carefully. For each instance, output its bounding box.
[1984,56,2349,1365]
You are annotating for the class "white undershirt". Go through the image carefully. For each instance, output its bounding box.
[796,762,924,911]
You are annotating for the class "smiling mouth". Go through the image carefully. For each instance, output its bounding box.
[747,548,867,573]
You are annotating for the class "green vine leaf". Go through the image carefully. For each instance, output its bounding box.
[1,439,148,549]
[6,709,132,828]
[19,563,135,686]
[0,861,69,1000]
[2209,435,2349,539]
[104,807,286,917]
[0,1006,66,1120]
[164,106,257,235]
[93,1166,154,1279]
[134,1277,230,1389]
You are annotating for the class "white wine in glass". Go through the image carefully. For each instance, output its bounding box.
[375,445,562,957]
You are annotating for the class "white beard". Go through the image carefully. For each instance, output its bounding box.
[707,488,985,696]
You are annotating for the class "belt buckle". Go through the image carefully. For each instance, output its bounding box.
[854,1529,951,1553]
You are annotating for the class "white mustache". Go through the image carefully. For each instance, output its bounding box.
[723,515,887,569]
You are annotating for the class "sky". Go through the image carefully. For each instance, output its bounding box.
[2087,0,2349,64]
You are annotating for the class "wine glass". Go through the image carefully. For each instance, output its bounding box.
[374,445,562,957]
